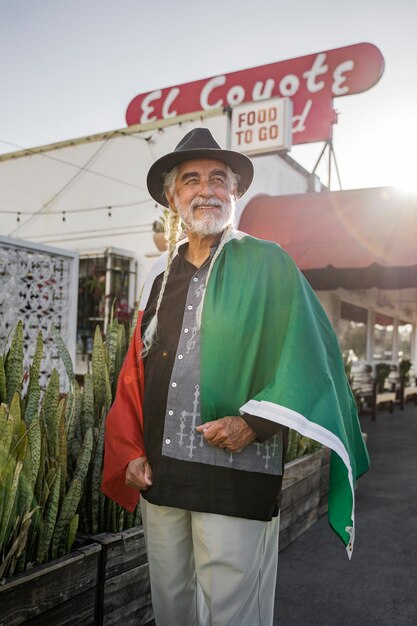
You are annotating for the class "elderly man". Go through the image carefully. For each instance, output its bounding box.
[102,128,369,626]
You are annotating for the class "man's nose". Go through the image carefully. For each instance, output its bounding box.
[198,178,214,196]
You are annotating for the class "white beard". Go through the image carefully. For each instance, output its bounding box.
[174,195,235,236]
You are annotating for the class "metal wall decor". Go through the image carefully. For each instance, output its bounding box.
[0,236,78,390]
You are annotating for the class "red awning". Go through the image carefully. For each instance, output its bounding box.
[239,187,417,290]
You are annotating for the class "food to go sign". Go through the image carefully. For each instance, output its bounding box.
[126,43,384,145]
[231,98,292,154]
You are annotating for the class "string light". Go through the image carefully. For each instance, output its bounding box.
[0,198,151,219]
[1,120,192,230]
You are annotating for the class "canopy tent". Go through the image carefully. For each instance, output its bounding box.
[0,111,229,245]
[0,112,234,286]
[239,187,417,291]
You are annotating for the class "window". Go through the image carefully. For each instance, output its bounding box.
[76,251,136,374]
[398,321,412,360]
[339,302,367,360]
[373,313,394,361]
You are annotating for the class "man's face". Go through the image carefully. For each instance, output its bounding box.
[166,159,236,236]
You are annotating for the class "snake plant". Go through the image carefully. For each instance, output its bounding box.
[0,316,140,581]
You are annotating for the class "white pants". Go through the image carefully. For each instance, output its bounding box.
[140,499,279,626]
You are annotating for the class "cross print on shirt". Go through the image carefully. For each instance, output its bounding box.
[254,442,262,456]
[263,443,271,469]
[176,384,201,458]
[269,435,280,456]
[186,326,198,353]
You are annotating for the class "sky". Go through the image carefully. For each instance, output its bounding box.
[1,0,416,191]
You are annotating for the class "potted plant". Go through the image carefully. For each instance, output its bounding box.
[399,359,412,384]
[0,319,152,625]
[0,322,101,623]
[375,362,391,393]
[398,359,417,408]
[152,209,169,252]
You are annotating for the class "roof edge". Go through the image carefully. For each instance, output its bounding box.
[0,107,225,162]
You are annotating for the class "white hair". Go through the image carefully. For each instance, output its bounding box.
[141,208,182,355]
[163,165,179,202]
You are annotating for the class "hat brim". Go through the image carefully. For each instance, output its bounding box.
[147,147,254,208]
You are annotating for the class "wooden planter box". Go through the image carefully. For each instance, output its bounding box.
[91,527,154,626]
[279,449,324,551]
[0,529,154,626]
[0,544,101,626]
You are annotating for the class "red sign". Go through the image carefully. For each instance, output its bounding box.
[126,43,384,145]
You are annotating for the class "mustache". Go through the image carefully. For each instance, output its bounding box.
[190,198,223,210]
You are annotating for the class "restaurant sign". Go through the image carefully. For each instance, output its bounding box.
[230,98,292,154]
[126,43,384,145]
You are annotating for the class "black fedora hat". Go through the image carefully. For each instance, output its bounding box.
[146,128,254,207]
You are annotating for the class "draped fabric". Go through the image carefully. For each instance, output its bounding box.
[200,234,369,556]
[101,312,145,513]
[102,232,369,555]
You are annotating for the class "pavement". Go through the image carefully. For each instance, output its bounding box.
[274,402,417,626]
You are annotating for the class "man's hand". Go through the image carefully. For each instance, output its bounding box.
[196,416,256,453]
[125,456,153,491]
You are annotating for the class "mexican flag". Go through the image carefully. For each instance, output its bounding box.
[102,231,370,558]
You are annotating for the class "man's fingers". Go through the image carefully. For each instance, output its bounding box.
[143,461,153,486]
[196,421,216,433]
[125,456,153,491]
[196,416,256,453]
[202,425,226,446]
[196,421,224,445]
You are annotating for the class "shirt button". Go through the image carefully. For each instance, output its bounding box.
[187,305,193,310]
[168,410,174,415]
[172,382,177,387]
[184,328,189,333]
[178,354,183,360]
[193,277,198,282]
[165,438,171,445]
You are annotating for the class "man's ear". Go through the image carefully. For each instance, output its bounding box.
[165,190,177,213]
[229,179,238,200]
